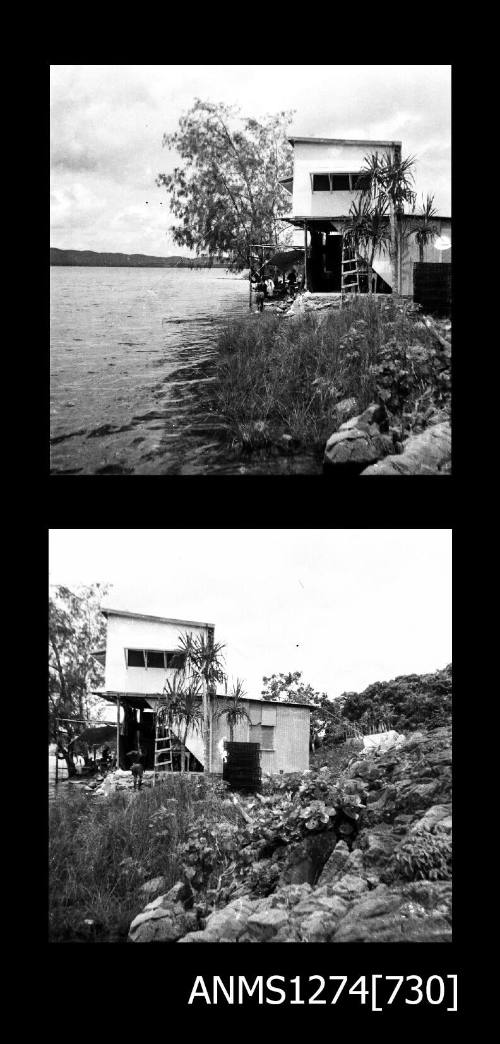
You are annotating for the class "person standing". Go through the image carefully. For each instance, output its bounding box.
[255,278,266,312]
[287,268,297,297]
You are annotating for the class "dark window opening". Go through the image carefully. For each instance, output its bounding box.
[168,652,186,670]
[312,173,364,193]
[127,649,145,667]
[146,650,165,668]
[312,173,330,191]
[330,173,350,190]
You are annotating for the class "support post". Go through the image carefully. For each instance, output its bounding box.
[116,695,120,770]
[55,718,59,785]
[304,222,308,291]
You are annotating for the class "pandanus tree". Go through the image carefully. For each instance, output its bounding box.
[346,196,391,293]
[215,678,251,743]
[161,673,204,772]
[176,631,226,771]
[358,150,417,293]
[412,193,438,262]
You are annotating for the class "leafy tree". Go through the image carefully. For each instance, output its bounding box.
[338,665,452,733]
[49,584,110,776]
[157,100,295,269]
[261,671,343,751]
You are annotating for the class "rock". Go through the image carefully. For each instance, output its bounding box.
[324,428,391,469]
[317,841,350,885]
[330,873,369,901]
[353,403,389,431]
[128,880,195,941]
[361,730,405,755]
[358,829,399,872]
[246,908,289,940]
[334,397,358,424]
[269,883,312,907]
[191,897,256,942]
[361,420,451,475]
[128,903,198,943]
[139,876,167,899]
[278,832,337,887]
[409,804,452,834]
[324,403,392,471]
[332,881,452,942]
[163,880,193,906]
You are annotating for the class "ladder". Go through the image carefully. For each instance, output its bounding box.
[153,699,173,784]
[341,234,360,301]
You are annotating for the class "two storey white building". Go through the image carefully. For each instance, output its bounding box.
[92,608,310,776]
[282,136,451,296]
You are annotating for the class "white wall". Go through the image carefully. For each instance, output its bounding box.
[292,141,399,219]
[104,614,210,693]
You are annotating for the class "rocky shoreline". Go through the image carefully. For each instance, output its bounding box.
[128,724,452,943]
[213,293,451,475]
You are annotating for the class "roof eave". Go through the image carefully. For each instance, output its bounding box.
[288,137,403,148]
[101,608,216,629]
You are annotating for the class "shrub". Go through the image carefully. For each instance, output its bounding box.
[390,832,452,881]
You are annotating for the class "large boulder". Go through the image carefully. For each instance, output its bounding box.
[324,404,393,472]
[278,832,337,887]
[128,901,197,943]
[332,881,452,942]
[361,420,451,474]
[128,880,195,942]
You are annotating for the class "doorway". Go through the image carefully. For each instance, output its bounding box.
[310,231,342,291]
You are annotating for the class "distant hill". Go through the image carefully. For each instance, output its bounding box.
[50,247,228,268]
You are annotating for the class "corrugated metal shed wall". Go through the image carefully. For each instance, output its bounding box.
[210,698,310,775]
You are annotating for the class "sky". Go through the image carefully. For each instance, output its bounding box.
[50,65,451,256]
[49,529,452,702]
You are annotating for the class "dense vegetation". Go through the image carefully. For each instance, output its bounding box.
[337,664,452,733]
[49,775,238,942]
[213,296,451,456]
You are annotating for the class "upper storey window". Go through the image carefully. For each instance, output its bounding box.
[125,649,186,669]
[311,173,363,192]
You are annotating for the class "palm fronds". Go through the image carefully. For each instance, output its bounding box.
[176,632,226,691]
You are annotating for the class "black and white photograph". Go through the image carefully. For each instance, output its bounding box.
[49,529,452,948]
[50,65,451,476]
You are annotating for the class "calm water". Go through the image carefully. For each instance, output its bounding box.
[50,267,250,474]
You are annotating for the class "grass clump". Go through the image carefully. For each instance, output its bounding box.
[213,296,449,454]
[49,775,239,942]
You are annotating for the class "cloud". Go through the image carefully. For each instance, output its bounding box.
[50,65,451,253]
